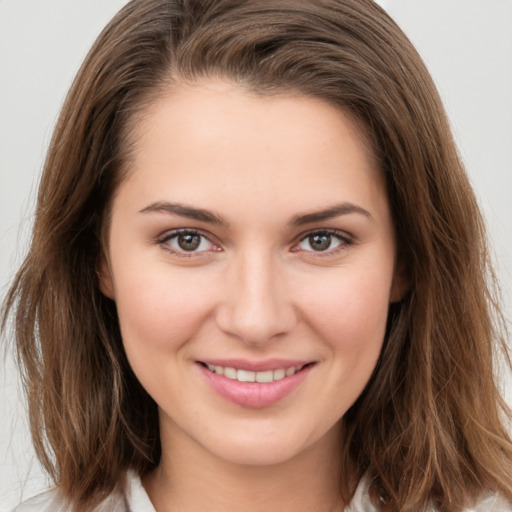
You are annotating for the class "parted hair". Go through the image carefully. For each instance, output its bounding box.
[3,1,512,511]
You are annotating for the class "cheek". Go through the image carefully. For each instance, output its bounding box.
[113,266,217,358]
[297,263,392,371]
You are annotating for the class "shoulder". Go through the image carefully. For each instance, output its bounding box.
[344,477,512,512]
[11,486,128,512]
[12,489,67,512]
[344,476,377,511]
[11,471,154,512]
[465,492,512,511]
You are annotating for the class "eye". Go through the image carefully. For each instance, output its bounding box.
[158,229,219,256]
[295,230,352,253]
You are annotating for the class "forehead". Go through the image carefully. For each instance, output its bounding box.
[117,80,388,223]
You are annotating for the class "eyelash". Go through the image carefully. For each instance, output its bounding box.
[157,229,219,258]
[293,229,354,256]
[156,228,354,258]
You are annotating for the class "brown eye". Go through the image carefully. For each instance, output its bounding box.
[308,233,333,251]
[177,233,201,251]
[160,230,217,255]
[295,230,351,254]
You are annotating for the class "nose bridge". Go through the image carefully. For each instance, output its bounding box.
[216,246,295,344]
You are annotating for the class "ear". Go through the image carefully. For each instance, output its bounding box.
[390,260,410,303]
[97,254,115,300]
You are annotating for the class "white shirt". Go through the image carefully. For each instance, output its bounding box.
[12,471,511,512]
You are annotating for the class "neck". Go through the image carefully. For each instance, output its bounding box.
[143,418,349,512]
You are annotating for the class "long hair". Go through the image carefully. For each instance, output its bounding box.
[3,1,511,510]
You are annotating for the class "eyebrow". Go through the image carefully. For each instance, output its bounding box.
[139,201,373,227]
[139,202,229,227]
[289,203,373,226]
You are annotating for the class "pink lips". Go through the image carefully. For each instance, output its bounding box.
[197,359,314,408]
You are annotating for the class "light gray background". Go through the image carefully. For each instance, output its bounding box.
[1,1,511,510]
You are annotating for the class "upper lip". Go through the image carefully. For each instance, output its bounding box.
[197,358,314,372]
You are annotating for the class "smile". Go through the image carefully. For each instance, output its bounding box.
[197,360,315,408]
[204,364,305,383]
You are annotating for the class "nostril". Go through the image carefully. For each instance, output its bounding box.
[214,300,298,346]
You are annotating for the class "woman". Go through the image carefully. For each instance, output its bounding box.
[3,0,511,511]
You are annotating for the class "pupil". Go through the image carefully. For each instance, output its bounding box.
[309,234,331,251]
[178,233,200,251]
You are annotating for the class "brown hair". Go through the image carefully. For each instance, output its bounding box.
[3,0,511,510]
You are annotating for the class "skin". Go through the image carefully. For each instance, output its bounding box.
[100,80,406,511]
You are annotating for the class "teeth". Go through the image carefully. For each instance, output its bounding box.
[224,367,237,379]
[237,369,256,382]
[273,368,285,380]
[205,364,303,383]
[255,370,273,383]
[285,367,296,377]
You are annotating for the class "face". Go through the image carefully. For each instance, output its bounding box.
[101,80,404,468]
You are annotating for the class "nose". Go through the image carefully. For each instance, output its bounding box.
[215,250,297,346]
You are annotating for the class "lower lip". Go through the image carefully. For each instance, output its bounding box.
[198,364,313,408]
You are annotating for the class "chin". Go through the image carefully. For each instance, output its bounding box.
[210,439,307,467]
[197,419,339,468]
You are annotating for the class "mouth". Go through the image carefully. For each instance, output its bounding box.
[198,362,313,383]
[196,360,316,408]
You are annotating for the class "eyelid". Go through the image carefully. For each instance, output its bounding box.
[291,228,354,255]
[156,228,221,257]
[155,227,354,258]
